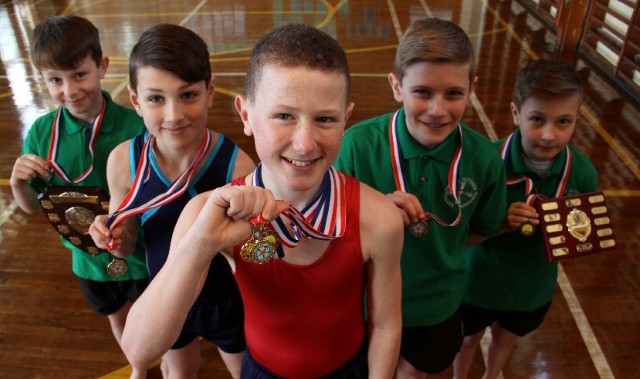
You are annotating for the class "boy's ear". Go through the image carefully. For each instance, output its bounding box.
[234,95,253,136]
[206,75,216,107]
[98,57,109,79]
[510,102,520,125]
[128,84,143,117]
[388,73,403,103]
[345,101,355,122]
[471,75,479,92]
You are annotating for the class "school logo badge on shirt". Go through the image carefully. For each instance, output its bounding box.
[444,177,477,208]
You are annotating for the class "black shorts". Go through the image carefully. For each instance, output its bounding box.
[461,301,551,337]
[79,278,148,316]
[172,287,246,353]
[400,307,463,374]
[240,340,368,379]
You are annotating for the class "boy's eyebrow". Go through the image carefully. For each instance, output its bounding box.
[140,82,202,93]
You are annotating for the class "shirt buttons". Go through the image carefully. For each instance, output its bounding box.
[420,177,427,183]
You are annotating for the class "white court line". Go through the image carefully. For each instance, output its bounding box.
[558,265,615,378]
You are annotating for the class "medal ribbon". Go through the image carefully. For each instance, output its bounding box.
[251,163,347,249]
[48,100,106,183]
[105,130,212,236]
[500,131,573,204]
[389,109,463,227]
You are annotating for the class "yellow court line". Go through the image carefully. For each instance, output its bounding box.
[316,0,349,29]
[602,189,640,197]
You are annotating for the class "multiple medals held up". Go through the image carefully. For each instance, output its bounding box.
[240,163,347,264]
[500,132,573,237]
[389,109,464,238]
[46,100,129,276]
[103,130,213,275]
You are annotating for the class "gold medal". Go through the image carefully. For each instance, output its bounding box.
[241,216,279,264]
[107,256,128,277]
[519,220,536,237]
[408,220,429,238]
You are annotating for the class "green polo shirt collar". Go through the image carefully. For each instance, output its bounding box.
[508,129,568,178]
[59,90,115,135]
[396,107,461,163]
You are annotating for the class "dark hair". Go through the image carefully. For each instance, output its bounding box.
[30,15,102,70]
[514,59,584,107]
[244,23,351,102]
[394,18,476,84]
[129,24,211,91]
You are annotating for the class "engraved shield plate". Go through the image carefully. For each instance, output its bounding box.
[38,186,109,256]
[536,191,617,262]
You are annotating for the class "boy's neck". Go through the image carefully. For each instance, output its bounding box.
[522,154,553,177]
[256,167,325,210]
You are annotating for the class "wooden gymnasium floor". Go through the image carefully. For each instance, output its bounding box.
[0,1,638,378]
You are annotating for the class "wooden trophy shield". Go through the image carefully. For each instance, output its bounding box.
[37,186,109,256]
[537,191,616,262]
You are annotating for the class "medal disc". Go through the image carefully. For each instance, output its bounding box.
[519,221,536,237]
[107,258,128,277]
[409,221,429,238]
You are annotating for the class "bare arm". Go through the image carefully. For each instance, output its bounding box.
[360,184,404,378]
[120,185,289,368]
[89,142,138,256]
[10,154,52,214]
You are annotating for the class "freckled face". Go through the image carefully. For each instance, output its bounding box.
[236,65,354,198]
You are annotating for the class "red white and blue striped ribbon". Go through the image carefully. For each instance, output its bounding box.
[105,130,212,243]
[389,109,463,227]
[251,163,347,250]
[500,131,573,204]
[47,100,106,183]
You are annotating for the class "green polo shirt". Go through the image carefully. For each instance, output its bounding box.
[464,129,599,311]
[23,91,148,281]
[336,107,507,326]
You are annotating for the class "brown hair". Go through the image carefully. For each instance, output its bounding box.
[129,24,211,91]
[244,23,351,103]
[514,59,584,107]
[30,15,102,70]
[394,18,476,84]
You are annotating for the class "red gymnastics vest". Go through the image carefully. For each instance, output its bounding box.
[232,175,365,378]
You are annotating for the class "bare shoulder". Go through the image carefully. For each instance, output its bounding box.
[232,148,256,180]
[358,182,404,260]
[106,140,134,191]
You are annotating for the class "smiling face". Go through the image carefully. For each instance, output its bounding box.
[388,61,476,150]
[512,93,581,162]
[128,65,214,150]
[40,55,108,124]
[236,64,354,202]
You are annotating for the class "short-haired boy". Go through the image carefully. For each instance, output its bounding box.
[334,18,507,377]
[120,23,404,378]
[10,14,148,362]
[89,24,255,378]
[453,58,599,379]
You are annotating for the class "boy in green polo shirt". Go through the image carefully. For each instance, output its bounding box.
[452,59,599,379]
[10,15,147,357]
[335,18,507,377]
